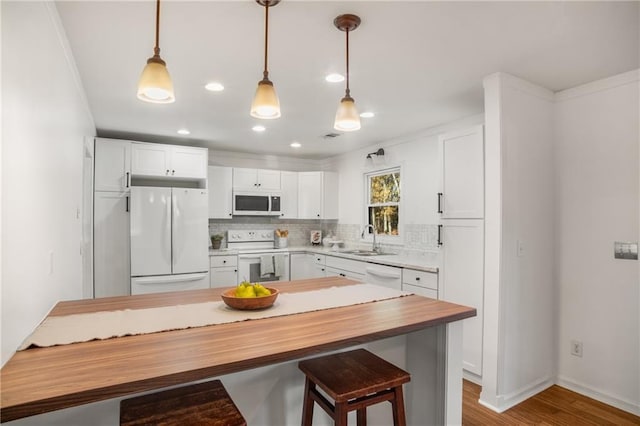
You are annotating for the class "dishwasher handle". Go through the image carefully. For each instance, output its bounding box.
[365,267,401,279]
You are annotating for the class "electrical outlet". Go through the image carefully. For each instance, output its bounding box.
[570,340,583,357]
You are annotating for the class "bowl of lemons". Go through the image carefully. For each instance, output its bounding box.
[221,281,279,310]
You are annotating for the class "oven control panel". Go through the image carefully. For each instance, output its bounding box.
[227,230,275,243]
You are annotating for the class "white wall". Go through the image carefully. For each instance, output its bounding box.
[554,70,639,414]
[481,73,556,412]
[1,1,95,365]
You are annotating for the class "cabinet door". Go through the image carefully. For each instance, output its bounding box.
[131,143,171,177]
[210,267,238,288]
[257,169,281,190]
[94,139,131,192]
[280,171,298,219]
[208,166,233,219]
[290,253,311,280]
[325,267,364,282]
[321,172,339,219]
[171,146,208,179]
[298,172,322,219]
[441,219,484,376]
[94,192,130,297]
[233,168,258,189]
[310,263,327,278]
[439,125,484,218]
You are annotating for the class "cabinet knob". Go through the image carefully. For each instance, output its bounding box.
[223,260,226,264]
[416,277,420,281]
[229,213,232,216]
[166,169,170,175]
[258,183,261,187]
[317,214,320,218]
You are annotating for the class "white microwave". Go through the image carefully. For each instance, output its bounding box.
[232,191,281,216]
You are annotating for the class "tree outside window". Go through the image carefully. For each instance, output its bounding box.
[366,168,400,236]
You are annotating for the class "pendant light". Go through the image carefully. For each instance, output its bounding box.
[250,0,281,119]
[333,14,361,132]
[137,0,175,104]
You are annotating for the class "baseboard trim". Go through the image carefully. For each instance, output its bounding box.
[479,376,554,413]
[463,370,482,386]
[556,376,640,416]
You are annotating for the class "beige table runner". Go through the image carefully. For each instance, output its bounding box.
[19,284,412,350]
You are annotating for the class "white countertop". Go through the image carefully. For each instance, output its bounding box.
[210,246,440,273]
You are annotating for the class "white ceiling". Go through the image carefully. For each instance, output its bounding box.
[56,1,639,159]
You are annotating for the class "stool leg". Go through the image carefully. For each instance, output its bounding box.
[356,408,367,426]
[391,386,407,426]
[302,378,315,426]
[334,401,348,426]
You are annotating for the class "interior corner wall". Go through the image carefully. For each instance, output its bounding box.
[1,1,96,366]
[554,70,640,415]
[481,73,556,412]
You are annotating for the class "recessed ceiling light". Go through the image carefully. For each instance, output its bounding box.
[290,142,301,148]
[205,82,225,92]
[177,129,190,135]
[360,111,375,118]
[325,73,345,83]
[252,125,266,132]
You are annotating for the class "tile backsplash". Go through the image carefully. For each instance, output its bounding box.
[210,219,440,256]
[209,218,337,248]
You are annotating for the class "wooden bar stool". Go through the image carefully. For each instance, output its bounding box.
[298,349,411,426]
[120,380,246,426]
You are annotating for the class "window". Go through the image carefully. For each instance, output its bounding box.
[365,167,400,236]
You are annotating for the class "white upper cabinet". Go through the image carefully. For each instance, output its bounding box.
[298,172,338,219]
[279,171,298,219]
[94,138,131,192]
[131,143,207,179]
[438,125,484,218]
[232,168,281,191]
[208,166,233,219]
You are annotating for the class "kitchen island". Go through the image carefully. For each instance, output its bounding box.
[1,277,475,425]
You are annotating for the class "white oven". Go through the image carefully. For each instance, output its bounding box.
[238,251,290,284]
[228,229,290,283]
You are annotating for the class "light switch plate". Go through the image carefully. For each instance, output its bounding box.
[614,242,638,260]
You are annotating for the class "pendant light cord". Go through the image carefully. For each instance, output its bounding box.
[154,0,161,56]
[345,29,350,97]
[263,2,269,79]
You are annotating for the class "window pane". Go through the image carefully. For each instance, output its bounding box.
[368,206,399,235]
[370,172,400,204]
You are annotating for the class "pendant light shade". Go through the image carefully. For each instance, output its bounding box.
[137,0,174,104]
[334,14,361,132]
[334,95,360,132]
[251,0,281,119]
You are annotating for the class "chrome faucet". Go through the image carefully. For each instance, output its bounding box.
[362,224,379,252]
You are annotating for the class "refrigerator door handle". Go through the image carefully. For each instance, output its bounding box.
[132,273,208,285]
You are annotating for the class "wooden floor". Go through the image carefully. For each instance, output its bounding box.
[462,380,640,425]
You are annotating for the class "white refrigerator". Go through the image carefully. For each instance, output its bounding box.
[130,187,209,295]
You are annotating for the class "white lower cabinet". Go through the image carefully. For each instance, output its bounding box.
[210,255,238,288]
[290,253,326,279]
[94,192,130,297]
[440,219,484,377]
[402,268,438,299]
[325,266,364,282]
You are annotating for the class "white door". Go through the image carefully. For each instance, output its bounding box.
[441,219,484,376]
[280,171,298,219]
[172,188,209,274]
[298,172,321,219]
[131,143,171,177]
[439,125,484,219]
[94,192,130,297]
[257,169,281,190]
[94,139,131,192]
[208,166,233,219]
[233,168,259,189]
[130,187,172,276]
[171,146,207,179]
[290,253,311,280]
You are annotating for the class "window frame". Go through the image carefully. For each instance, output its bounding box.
[362,165,403,245]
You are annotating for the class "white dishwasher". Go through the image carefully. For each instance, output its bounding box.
[364,264,402,290]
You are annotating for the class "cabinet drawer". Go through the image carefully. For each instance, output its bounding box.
[403,283,438,299]
[402,269,437,290]
[326,256,366,275]
[210,255,237,268]
[326,267,364,282]
[311,254,326,265]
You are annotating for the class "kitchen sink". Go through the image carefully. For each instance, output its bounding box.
[342,250,395,257]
